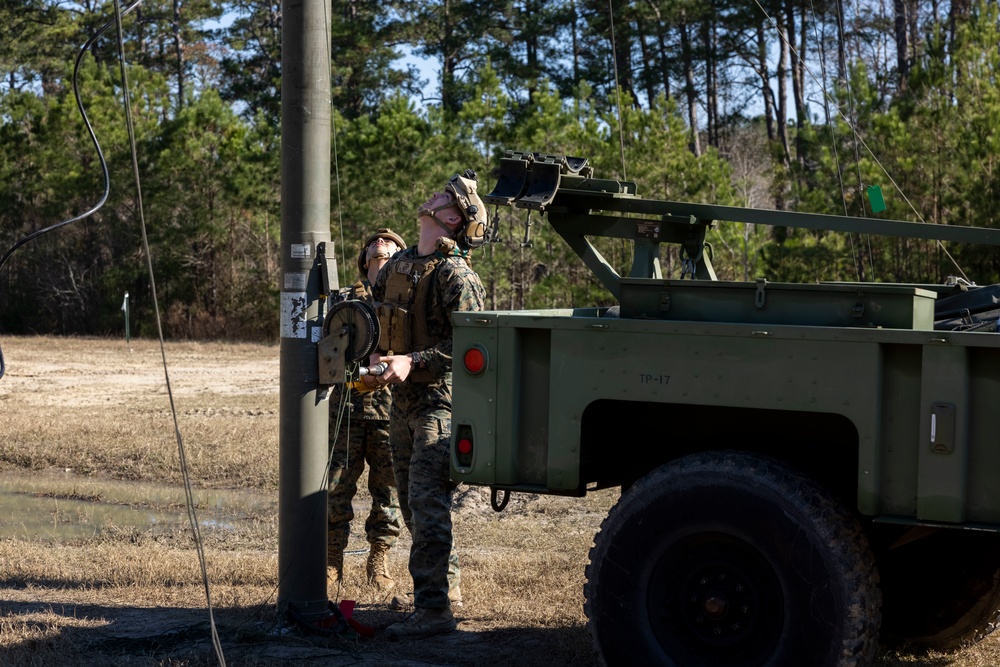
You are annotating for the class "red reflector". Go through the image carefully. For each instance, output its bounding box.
[457,438,473,454]
[464,347,486,374]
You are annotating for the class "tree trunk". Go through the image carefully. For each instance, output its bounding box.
[702,19,717,148]
[776,16,791,168]
[525,0,539,103]
[947,0,971,93]
[172,0,184,111]
[909,0,923,66]
[757,22,776,142]
[643,0,671,101]
[786,0,805,164]
[679,13,701,156]
[442,0,457,114]
[571,0,580,98]
[611,0,637,108]
[835,0,847,82]
[893,0,909,89]
[638,32,655,107]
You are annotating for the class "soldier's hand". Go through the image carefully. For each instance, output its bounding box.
[368,353,413,385]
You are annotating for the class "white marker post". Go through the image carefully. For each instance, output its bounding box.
[121,291,131,351]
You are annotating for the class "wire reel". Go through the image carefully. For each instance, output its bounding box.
[324,300,380,362]
[318,300,381,384]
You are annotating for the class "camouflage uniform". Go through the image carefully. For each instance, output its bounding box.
[327,279,402,564]
[374,246,485,610]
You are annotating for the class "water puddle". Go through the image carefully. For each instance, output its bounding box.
[0,469,276,541]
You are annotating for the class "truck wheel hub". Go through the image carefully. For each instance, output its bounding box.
[650,532,784,659]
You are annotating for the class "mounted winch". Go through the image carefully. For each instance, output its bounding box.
[317,299,385,384]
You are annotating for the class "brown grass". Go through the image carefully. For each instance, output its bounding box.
[1,335,999,666]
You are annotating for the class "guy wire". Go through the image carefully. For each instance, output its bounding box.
[111,0,226,663]
[332,115,347,290]
[839,0,876,281]
[806,0,855,277]
[752,0,968,282]
[323,0,347,291]
[607,0,632,269]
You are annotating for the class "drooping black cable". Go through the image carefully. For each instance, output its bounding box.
[0,1,141,380]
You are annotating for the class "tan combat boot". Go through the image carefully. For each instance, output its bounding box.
[385,606,457,640]
[366,542,395,591]
[390,586,462,610]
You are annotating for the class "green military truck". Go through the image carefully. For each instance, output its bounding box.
[449,151,1000,666]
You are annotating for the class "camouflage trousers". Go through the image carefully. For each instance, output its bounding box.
[327,418,401,560]
[390,394,461,610]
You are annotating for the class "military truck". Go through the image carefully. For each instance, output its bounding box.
[448,150,1000,666]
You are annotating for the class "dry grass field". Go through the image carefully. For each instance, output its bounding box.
[1,335,999,666]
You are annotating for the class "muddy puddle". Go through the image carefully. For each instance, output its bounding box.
[0,469,276,541]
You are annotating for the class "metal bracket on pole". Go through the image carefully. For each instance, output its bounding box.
[317,242,332,298]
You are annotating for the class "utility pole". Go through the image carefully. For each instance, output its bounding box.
[277,0,333,622]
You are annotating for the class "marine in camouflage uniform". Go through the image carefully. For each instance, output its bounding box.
[370,171,488,640]
[327,230,406,590]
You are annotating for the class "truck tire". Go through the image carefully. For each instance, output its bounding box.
[877,528,1000,651]
[584,451,880,667]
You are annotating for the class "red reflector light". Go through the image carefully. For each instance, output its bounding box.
[455,425,475,467]
[464,347,486,374]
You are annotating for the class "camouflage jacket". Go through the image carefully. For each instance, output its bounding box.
[372,245,486,381]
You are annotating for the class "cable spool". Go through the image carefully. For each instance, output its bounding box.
[323,300,380,363]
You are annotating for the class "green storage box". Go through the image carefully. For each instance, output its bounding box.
[618,278,937,330]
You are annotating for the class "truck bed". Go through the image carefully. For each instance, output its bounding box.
[451,288,1000,529]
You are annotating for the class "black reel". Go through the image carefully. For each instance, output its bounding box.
[323,300,380,363]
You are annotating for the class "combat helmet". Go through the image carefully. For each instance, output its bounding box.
[444,170,489,249]
[357,228,406,277]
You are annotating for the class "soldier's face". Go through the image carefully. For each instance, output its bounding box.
[422,191,449,208]
[366,237,400,269]
[419,191,464,230]
[368,237,400,256]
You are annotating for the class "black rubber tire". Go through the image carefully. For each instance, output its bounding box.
[584,452,881,667]
[877,528,1000,651]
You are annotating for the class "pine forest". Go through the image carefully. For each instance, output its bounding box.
[1,0,998,340]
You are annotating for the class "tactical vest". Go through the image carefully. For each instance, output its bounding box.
[377,240,474,384]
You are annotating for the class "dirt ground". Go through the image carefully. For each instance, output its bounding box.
[0,335,606,667]
[0,585,597,667]
[4,335,1000,667]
